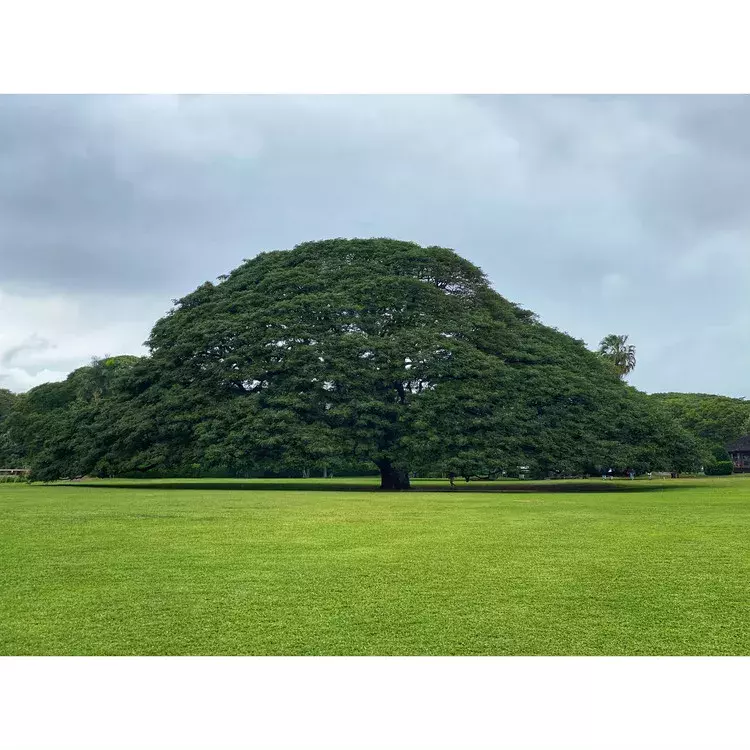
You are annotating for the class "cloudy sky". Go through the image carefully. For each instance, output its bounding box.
[0,95,748,396]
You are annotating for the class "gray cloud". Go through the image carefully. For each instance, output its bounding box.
[0,95,748,396]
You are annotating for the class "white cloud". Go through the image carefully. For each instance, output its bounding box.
[0,288,165,391]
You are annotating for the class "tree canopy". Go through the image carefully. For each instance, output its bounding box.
[0,388,25,467]
[7,239,702,486]
[649,392,750,464]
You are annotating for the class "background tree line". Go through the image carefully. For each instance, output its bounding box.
[650,392,750,471]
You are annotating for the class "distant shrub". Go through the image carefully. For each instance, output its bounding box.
[710,446,731,462]
[705,461,733,476]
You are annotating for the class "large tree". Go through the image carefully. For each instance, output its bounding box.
[12,239,700,486]
[139,238,695,487]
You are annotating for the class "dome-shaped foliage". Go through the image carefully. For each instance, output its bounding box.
[135,238,698,488]
[8,239,700,484]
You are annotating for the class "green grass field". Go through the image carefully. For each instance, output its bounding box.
[1,477,748,655]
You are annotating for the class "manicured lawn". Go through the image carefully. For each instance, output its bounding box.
[1,477,748,655]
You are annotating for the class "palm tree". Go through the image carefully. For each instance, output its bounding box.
[598,334,636,379]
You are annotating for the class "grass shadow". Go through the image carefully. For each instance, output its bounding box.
[50,480,697,494]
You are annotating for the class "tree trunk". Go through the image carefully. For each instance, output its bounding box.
[377,460,411,490]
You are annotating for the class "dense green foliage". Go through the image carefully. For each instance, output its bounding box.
[5,356,146,480]
[2,478,749,655]
[6,239,702,485]
[704,460,733,476]
[650,392,750,463]
[0,388,25,468]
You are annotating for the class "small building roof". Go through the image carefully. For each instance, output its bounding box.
[726,434,750,452]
